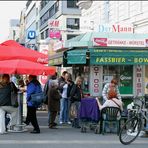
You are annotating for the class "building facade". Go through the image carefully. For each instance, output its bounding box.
[8,19,20,41]
[74,1,148,97]
[25,0,40,50]
[39,0,81,74]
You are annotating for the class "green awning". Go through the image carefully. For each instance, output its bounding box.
[67,49,87,64]
[90,49,148,65]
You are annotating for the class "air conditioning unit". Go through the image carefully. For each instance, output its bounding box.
[77,0,92,10]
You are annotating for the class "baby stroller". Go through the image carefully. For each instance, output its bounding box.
[79,98,101,134]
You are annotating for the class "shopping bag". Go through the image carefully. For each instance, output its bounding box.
[70,103,77,119]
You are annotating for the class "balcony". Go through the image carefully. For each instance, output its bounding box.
[77,0,92,10]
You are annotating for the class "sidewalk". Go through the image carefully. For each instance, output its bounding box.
[0,111,147,148]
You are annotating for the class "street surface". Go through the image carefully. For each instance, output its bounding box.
[0,111,147,148]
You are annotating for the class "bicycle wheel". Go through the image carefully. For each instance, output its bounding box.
[119,117,142,145]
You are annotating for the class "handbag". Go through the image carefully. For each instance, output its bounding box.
[69,103,77,119]
[30,92,46,108]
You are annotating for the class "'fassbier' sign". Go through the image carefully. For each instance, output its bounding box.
[95,57,148,65]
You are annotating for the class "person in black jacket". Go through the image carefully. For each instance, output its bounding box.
[0,74,18,134]
[69,76,83,128]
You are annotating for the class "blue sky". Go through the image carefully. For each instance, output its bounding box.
[0,1,26,43]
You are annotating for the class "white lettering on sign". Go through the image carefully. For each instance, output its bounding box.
[120,75,132,81]
[135,65,143,96]
[93,38,147,47]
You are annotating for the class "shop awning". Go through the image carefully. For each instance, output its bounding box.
[48,52,63,66]
[90,49,148,65]
[67,49,87,64]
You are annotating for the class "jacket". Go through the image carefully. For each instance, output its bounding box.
[0,82,11,106]
[48,86,61,111]
[70,84,83,102]
[26,81,42,107]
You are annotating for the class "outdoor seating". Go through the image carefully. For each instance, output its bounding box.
[100,107,121,135]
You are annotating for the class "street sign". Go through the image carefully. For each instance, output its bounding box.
[28,31,36,39]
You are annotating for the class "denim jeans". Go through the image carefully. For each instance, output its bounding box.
[59,98,70,123]
[72,101,80,128]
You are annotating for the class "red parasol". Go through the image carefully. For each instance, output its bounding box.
[0,59,56,76]
[0,40,48,64]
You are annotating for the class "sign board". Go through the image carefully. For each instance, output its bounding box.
[93,38,148,47]
[49,29,61,39]
[90,66,103,96]
[27,31,36,39]
[97,24,134,33]
[80,17,94,32]
[48,19,60,29]
[53,40,64,51]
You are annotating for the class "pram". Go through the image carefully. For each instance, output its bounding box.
[79,97,101,134]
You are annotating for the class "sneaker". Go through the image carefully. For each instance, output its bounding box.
[67,121,71,125]
[59,121,63,125]
[0,131,8,135]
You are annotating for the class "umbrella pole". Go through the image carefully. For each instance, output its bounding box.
[13,91,27,132]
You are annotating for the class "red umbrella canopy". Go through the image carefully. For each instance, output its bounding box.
[0,40,48,64]
[1,40,24,48]
[0,59,56,76]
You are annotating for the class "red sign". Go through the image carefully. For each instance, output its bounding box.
[93,38,107,46]
[93,38,148,47]
[48,19,60,29]
[49,29,61,39]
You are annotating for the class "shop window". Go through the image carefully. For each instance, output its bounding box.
[103,65,133,95]
[67,0,78,8]
[67,18,80,30]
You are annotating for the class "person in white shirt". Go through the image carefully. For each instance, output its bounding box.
[102,78,121,102]
[96,89,123,111]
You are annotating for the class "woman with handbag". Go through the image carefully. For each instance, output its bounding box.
[24,75,42,134]
[69,76,83,128]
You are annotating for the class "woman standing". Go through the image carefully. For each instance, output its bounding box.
[24,75,42,134]
[70,76,83,128]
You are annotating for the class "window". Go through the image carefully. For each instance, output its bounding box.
[55,1,59,13]
[41,32,44,39]
[67,18,80,30]
[36,22,38,30]
[45,28,49,38]
[67,0,78,8]
[67,34,79,40]
[49,5,55,18]
[103,65,133,94]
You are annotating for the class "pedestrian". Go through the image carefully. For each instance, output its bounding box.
[0,74,18,134]
[67,73,74,123]
[24,75,42,134]
[58,71,70,124]
[102,78,121,102]
[48,80,61,129]
[43,73,57,126]
[70,76,83,128]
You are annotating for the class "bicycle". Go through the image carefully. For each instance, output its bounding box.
[119,96,148,145]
